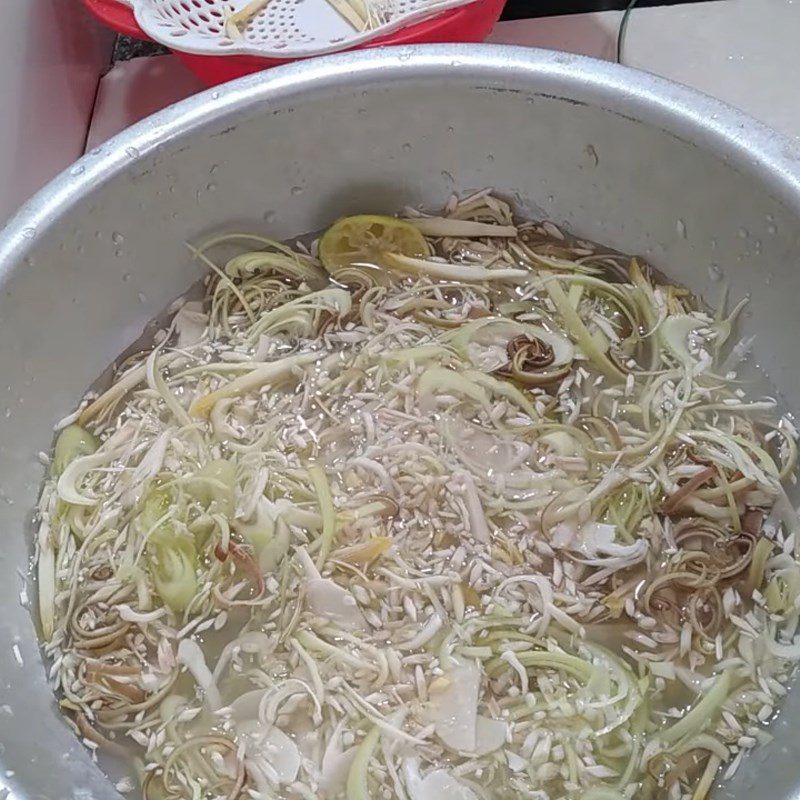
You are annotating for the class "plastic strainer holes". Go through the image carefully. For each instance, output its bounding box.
[133,0,481,58]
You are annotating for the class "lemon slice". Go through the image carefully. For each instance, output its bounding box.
[319,215,428,272]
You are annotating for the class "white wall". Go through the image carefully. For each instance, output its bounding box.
[0,0,114,223]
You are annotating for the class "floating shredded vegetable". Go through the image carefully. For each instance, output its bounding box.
[35,192,800,800]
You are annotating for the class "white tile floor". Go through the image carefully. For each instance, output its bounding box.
[86,54,203,151]
[86,0,800,151]
[0,2,112,221]
[487,11,623,62]
[621,0,800,140]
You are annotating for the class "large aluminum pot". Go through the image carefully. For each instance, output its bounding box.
[1,44,799,800]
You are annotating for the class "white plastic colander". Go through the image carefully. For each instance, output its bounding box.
[131,0,481,59]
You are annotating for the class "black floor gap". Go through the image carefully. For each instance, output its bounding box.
[502,0,723,20]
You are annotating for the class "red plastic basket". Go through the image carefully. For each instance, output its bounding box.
[83,0,506,86]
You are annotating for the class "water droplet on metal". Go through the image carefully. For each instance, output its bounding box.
[211,91,220,100]
[768,224,777,235]
[122,273,131,282]
[738,226,749,239]
[447,126,455,134]
[263,211,277,223]
[69,165,85,176]
[138,292,147,304]
[21,227,36,240]
[708,264,723,281]
[290,186,303,196]
[23,257,34,268]
[112,231,124,245]
[486,154,495,163]
[90,147,102,156]
[401,143,412,152]
[206,182,217,192]
[676,219,687,239]
[114,248,124,258]
[125,146,139,159]
[209,164,219,175]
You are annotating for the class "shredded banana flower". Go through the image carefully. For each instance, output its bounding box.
[35,192,800,800]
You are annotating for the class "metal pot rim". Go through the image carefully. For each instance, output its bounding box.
[2,43,799,283]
